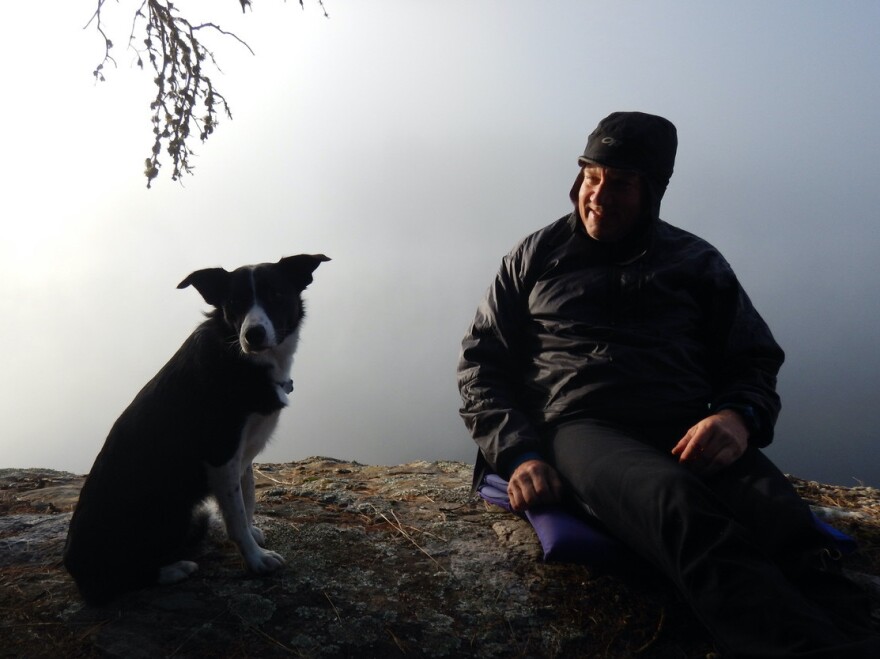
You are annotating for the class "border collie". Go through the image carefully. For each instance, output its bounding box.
[63,254,329,605]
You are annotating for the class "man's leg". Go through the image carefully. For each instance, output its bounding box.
[707,448,876,635]
[703,447,830,562]
[547,419,877,658]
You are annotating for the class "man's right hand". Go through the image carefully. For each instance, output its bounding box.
[507,459,564,512]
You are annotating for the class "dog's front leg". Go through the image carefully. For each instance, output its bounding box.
[205,460,284,574]
[240,462,266,546]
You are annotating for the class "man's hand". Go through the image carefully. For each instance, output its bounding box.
[672,409,749,475]
[507,459,563,512]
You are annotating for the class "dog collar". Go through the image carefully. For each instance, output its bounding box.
[277,379,293,394]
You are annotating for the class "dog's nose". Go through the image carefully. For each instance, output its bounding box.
[244,326,267,350]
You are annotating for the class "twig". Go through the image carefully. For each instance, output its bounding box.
[369,505,449,575]
[253,467,288,485]
[192,22,255,55]
[250,623,299,654]
[389,509,448,543]
[323,591,342,622]
[385,626,407,654]
[634,607,665,654]
[168,610,227,657]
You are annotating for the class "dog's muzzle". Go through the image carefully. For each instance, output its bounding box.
[243,325,270,352]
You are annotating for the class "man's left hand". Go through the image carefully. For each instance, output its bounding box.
[672,409,749,475]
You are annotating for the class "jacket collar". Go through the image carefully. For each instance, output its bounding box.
[566,211,652,265]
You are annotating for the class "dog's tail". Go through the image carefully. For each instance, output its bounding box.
[184,503,212,548]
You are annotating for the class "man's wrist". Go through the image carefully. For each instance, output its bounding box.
[714,403,758,438]
[506,451,544,477]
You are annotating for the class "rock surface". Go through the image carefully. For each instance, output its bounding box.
[1,458,879,658]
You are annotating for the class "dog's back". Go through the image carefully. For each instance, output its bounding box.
[63,322,266,604]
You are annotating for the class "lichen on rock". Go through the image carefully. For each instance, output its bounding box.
[1,459,878,657]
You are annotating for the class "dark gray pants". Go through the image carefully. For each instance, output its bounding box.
[547,418,879,658]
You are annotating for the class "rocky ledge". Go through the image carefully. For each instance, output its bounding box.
[2,458,879,658]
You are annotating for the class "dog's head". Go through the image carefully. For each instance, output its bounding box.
[177,254,330,354]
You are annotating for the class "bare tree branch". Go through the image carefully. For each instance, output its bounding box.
[87,0,329,188]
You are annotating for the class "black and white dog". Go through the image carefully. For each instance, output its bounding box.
[64,254,329,605]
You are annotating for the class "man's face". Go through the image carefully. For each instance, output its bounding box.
[577,165,644,242]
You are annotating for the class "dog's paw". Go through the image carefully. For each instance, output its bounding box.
[245,548,285,575]
[158,560,199,585]
[250,525,266,546]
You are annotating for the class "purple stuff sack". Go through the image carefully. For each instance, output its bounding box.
[477,473,856,568]
[478,474,626,570]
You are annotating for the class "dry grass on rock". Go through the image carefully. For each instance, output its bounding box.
[1,462,878,658]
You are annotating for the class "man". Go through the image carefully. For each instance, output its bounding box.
[457,112,878,658]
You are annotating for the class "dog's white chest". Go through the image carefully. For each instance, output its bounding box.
[241,411,281,465]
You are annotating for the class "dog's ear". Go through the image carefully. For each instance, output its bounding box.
[278,254,330,290]
[177,268,231,307]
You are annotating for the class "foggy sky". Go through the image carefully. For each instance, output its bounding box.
[1,1,879,486]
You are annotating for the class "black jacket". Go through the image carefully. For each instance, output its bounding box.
[457,212,784,482]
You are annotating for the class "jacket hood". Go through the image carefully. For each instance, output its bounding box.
[569,111,678,222]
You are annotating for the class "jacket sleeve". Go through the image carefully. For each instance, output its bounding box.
[457,246,544,477]
[706,261,785,447]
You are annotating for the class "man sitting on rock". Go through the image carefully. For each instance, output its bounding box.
[457,111,879,658]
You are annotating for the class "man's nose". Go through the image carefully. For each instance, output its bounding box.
[591,178,608,205]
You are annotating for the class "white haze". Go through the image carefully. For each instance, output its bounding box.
[1,1,878,486]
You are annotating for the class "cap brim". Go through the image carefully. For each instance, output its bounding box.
[577,156,639,172]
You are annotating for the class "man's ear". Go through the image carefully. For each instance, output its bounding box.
[569,168,585,205]
[278,254,331,290]
[177,267,230,307]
